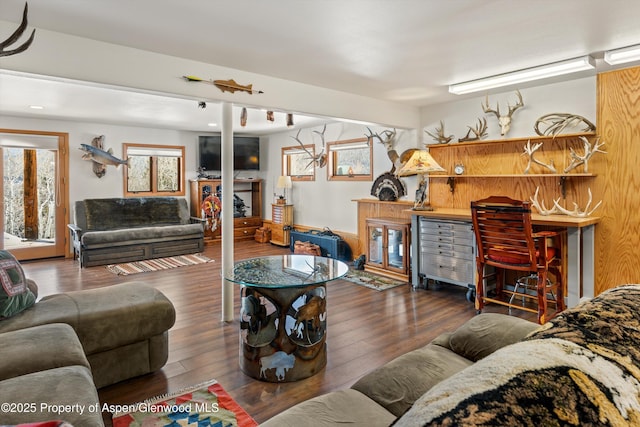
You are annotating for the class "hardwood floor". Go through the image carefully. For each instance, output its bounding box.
[20,240,534,425]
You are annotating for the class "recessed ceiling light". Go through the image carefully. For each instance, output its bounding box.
[207,123,217,127]
[29,105,44,110]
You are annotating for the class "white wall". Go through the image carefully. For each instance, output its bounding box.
[420,77,596,143]
[0,115,204,209]
[1,76,599,237]
[261,122,419,233]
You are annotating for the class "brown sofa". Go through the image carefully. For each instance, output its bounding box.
[263,285,640,425]
[262,313,538,426]
[0,281,176,426]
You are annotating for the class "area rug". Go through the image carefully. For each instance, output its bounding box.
[106,254,213,276]
[341,268,406,291]
[112,379,257,427]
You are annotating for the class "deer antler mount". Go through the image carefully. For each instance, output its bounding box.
[482,90,524,136]
[425,121,454,144]
[522,140,556,174]
[1,3,36,58]
[290,124,328,169]
[564,136,606,173]
[458,118,488,142]
[530,186,601,217]
[534,113,596,137]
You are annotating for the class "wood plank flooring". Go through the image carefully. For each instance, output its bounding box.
[19,240,534,425]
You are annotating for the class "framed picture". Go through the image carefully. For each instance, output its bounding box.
[327,137,372,181]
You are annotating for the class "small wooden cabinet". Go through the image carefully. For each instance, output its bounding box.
[365,217,411,282]
[271,204,293,246]
[189,179,262,243]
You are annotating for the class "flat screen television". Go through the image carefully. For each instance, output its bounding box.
[198,135,260,171]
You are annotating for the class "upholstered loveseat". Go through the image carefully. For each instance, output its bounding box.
[68,197,204,267]
[263,285,640,426]
[0,251,176,426]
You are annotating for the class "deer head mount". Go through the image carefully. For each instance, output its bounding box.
[365,127,414,176]
[1,3,35,58]
[290,124,327,169]
[482,90,524,136]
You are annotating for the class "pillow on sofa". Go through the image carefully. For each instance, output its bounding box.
[446,313,539,361]
[0,250,36,319]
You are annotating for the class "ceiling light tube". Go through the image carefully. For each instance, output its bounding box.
[449,56,595,95]
[329,142,370,151]
[604,44,640,65]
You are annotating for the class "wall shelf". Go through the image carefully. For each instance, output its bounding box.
[427,133,603,208]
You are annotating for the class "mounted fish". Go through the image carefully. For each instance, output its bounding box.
[87,135,107,178]
[0,3,36,57]
[79,143,129,175]
[182,76,264,95]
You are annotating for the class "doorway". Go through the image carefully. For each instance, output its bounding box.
[1,129,69,260]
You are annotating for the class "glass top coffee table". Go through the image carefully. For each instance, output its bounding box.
[226,255,348,382]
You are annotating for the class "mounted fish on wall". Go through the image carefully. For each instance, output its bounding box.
[79,136,129,178]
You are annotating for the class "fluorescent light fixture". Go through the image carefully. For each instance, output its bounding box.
[449,56,595,95]
[604,44,640,65]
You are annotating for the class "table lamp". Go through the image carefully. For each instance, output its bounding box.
[396,150,445,211]
[276,175,292,204]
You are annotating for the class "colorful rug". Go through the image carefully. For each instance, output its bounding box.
[341,268,406,291]
[112,379,257,427]
[106,254,213,275]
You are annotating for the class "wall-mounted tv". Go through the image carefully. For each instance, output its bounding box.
[198,135,260,171]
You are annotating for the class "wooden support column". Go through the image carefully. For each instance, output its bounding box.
[23,149,38,240]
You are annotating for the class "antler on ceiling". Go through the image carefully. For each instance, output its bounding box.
[0,3,36,58]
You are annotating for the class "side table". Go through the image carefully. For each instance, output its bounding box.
[226,255,348,382]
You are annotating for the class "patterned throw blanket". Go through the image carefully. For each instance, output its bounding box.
[396,285,640,426]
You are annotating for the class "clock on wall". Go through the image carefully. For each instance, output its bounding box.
[454,163,465,175]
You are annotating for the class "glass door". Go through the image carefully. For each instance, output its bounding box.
[367,224,384,267]
[1,130,69,260]
[386,226,405,271]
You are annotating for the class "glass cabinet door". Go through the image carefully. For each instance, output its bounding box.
[368,225,384,266]
[386,226,405,270]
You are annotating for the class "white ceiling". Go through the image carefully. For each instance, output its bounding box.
[2,0,640,134]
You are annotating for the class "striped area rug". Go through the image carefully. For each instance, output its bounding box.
[106,253,213,275]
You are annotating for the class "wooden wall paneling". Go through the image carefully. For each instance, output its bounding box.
[595,66,640,295]
[428,134,598,210]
